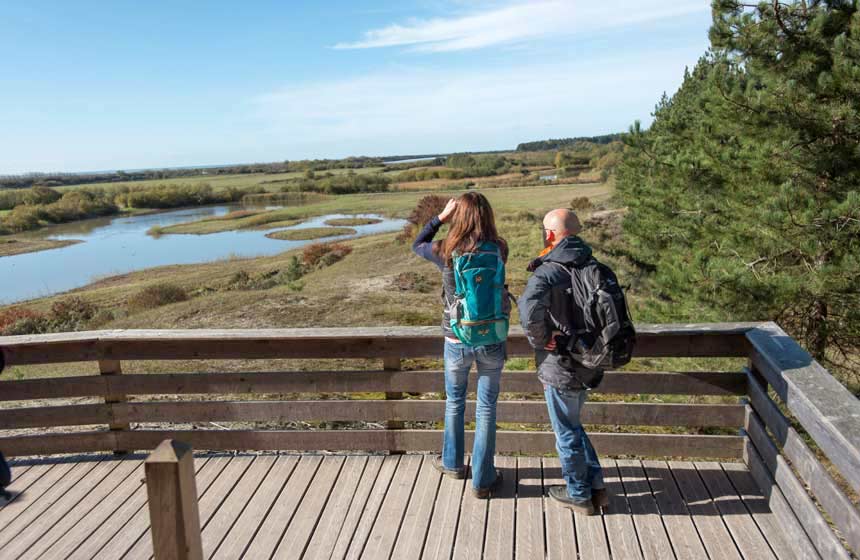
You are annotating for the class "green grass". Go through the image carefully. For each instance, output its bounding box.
[266,227,356,241]
[324,217,382,227]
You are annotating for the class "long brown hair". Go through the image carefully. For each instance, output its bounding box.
[435,192,506,264]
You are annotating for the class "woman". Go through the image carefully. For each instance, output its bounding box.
[412,192,508,498]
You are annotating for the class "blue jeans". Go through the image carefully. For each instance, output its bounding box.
[442,339,504,489]
[544,385,604,501]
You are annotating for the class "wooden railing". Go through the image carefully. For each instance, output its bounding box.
[0,322,858,556]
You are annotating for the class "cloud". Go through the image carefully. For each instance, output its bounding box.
[250,48,697,156]
[334,0,709,52]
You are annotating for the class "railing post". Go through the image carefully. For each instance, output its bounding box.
[145,439,203,560]
[384,356,404,453]
[99,359,129,454]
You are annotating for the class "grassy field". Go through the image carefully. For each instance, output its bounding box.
[0,237,80,257]
[266,227,356,240]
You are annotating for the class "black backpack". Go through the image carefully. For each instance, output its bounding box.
[0,451,11,500]
[553,257,636,371]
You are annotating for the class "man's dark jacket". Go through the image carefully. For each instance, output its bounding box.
[517,235,599,391]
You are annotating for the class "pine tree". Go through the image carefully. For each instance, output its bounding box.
[618,1,860,377]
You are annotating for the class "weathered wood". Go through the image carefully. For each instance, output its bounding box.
[211,455,299,560]
[100,359,129,433]
[642,460,707,559]
[745,415,846,559]
[602,460,644,560]
[201,455,276,557]
[695,461,777,559]
[144,440,203,560]
[274,455,346,559]
[383,356,405,434]
[389,455,442,560]
[107,399,744,428]
[0,369,748,402]
[16,458,140,559]
[616,459,673,560]
[303,456,370,560]
[422,456,468,560]
[0,461,80,530]
[364,454,422,559]
[515,456,545,560]
[0,402,110,429]
[668,461,742,560]
[345,455,401,560]
[328,455,386,560]
[0,431,118,457]
[0,323,758,365]
[542,457,578,560]
[747,322,860,494]
[482,455,516,560]
[242,455,322,558]
[747,372,860,555]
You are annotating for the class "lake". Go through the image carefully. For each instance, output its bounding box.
[0,205,407,305]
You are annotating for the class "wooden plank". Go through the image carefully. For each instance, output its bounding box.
[452,458,490,560]
[482,455,516,560]
[0,461,79,529]
[88,455,225,560]
[328,455,386,560]
[302,456,369,560]
[0,323,757,365]
[111,399,745,428]
[541,457,579,560]
[695,461,776,559]
[515,456,545,560]
[202,455,277,558]
[668,461,741,560]
[0,370,747,401]
[745,411,849,558]
[125,455,256,560]
[422,456,469,560]
[723,459,817,559]
[0,403,110,429]
[616,459,673,560]
[21,458,142,559]
[211,455,299,559]
[100,359,129,433]
[0,461,56,512]
[344,455,401,559]
[602,460,643,560]
[0,459,106,550]
[747,323,860,494]
[363,454,422,559]
[642,460,708,559]
[747,372,860,555]
[389,455,442,560]
[107,429,746,459]
[0,430,117,456]
[384,356,405,434]
[273,456,346,559]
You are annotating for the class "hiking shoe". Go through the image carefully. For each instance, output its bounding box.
[592,488,609,510]
[548,486,596,515]
[471,469,503,499]
[432,456,467,479]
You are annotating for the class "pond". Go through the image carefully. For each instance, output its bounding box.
[0,205,407,305]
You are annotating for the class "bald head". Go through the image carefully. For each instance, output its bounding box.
[543,209,582,244]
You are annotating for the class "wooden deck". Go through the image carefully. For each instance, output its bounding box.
[0,452,800,560]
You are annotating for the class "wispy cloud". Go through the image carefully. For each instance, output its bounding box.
[334,0,709,52]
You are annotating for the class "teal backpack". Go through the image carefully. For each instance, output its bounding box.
[448,241,510,346]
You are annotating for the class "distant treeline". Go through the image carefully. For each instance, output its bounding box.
[0,157,385,190]
[516,134,623,152]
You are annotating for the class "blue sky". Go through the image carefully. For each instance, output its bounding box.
[0,1,713,174]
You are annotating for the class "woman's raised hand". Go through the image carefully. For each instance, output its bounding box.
[438,198,458,223]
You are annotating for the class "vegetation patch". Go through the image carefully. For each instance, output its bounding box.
[323,217,382,227]
[127,283,189,314]
[0,237,81,257]
[390,272,433,293]
[0,297,109,335]
[302,242,352,268]
[266,227,356,241]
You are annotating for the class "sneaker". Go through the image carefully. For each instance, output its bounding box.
[548,486,596,515]
[592,488,609,510]
[471,469,503,499]
[432,455,466,480]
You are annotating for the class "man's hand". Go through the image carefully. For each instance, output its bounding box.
[544,331,562,351]
[438,198,458,223]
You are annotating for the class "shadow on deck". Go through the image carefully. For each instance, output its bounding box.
[2,452,790,560]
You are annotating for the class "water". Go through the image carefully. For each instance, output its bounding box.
[0,205,406,305]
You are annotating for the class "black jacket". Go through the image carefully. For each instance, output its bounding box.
[517,236,600,390]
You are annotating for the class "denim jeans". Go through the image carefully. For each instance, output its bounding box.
[442,339,504,489]
[544,385,604,501]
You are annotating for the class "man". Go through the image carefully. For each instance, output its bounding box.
[518,208,606,514]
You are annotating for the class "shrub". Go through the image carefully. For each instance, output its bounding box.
[127,283,189,314]
[47,297,100,331]
[391,272,433,293]
[0,308,46,335]
[302,242,352,267]
[570,197,593,211]
[396,194,448,244]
